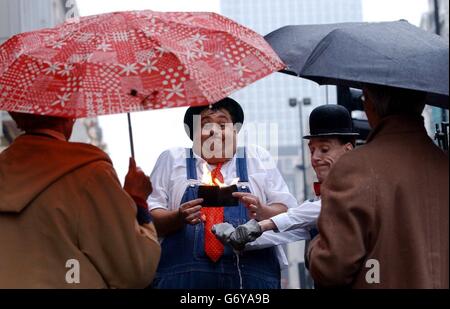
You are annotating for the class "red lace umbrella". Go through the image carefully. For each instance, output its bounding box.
[0,11,284,117]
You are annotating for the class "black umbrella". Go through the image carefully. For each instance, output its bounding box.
[265,21,449,108]
[264,22,365,76]
[301,21,449,108]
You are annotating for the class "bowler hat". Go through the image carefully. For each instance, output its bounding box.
[184,97,244,140]
[304,105,359,139]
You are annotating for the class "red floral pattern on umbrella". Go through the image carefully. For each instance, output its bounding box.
[0,11,285,117]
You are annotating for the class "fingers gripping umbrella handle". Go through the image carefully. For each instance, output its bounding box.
[127,113,135,159]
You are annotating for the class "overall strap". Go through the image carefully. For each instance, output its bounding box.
[185,148,197,180]
[235,147,248,182]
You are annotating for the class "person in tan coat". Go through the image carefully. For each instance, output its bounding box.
[307,85,449,288]
[0,112,161,288]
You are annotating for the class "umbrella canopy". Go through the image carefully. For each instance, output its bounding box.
[264,22,365,76]
[299,21,449,108]
[0,10,284,117]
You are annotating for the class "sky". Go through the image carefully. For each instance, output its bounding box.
[75,0,430,182]
[362,0,428,25]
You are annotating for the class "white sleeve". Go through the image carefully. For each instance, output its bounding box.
[244,229,311,251]
[271,199,321,232]
[147,150,172,211]
[254,146,298,209]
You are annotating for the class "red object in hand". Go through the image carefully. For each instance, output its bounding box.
[124,157,152,200]
[124,157,152,225]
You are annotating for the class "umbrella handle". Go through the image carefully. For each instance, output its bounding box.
[127,113,135,159]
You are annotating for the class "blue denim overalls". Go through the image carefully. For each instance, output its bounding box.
[152,148,280,289]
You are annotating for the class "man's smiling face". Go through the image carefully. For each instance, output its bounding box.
[197,107,237,164]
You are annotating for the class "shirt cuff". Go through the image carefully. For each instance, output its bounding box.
[271,212,294,233]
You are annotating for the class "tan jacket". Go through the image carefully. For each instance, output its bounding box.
[0,134,161,288]
[308,115,449,288]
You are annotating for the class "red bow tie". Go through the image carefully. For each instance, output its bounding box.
[313,182,321,197]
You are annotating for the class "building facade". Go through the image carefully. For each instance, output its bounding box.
[220,0,363,288]
[421,0,449,138]
[421,0,449,41]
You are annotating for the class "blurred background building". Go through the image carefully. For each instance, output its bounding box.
[421,0,449,41]
[421,0,449,138]
[0,0,105,152]
[220,0,363,288]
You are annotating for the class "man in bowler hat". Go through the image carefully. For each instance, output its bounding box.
[307,85,448,288]
[213,104,358,251]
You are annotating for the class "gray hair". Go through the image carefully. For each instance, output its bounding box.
[364,85,426,119]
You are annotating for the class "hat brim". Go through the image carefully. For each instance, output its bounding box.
[303,132,360,139]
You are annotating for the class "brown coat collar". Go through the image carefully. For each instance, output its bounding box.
[366,115,426,143]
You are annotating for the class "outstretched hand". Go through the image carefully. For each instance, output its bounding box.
[178,198,204,225]
[233,192,267,221]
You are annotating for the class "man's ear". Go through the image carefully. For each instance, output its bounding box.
[344,143,354,152]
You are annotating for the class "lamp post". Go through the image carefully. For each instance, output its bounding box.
[433,0,441,36]
[289,97,311,201]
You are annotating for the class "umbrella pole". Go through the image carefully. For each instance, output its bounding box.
[127,113,135,159]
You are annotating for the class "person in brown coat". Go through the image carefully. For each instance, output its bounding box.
[307,85,449,288]
[0,112,161,288]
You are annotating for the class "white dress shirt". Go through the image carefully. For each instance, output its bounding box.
[246,198,321,250]
[271,198,321,232]
[148,145,298,268]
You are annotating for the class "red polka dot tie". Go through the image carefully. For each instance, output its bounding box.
[202,163,225,262]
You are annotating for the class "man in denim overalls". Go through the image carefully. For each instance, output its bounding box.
[148,97,297,288]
